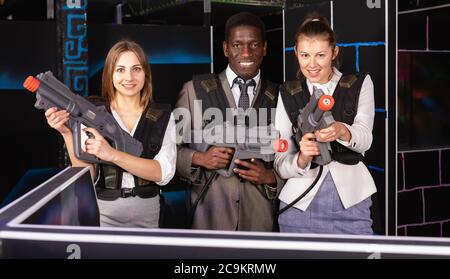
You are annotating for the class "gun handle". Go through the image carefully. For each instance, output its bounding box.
[216,149,239,177]
[71,121,108,164]
[314,142,332,165]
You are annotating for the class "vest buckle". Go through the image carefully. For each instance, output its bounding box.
[121,188,135,198]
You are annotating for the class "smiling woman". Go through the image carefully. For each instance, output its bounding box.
[112,53,146,104]
[43,40,177,229]
[275,13,377,235]
[293,15,339,83]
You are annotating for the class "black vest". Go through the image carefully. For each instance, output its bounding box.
[192,73,279,127]
[279,73,367,165]
[89,97,172,200]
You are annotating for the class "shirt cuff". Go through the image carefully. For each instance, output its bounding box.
[153,154,171,186]
[294,153,311,175]
[336,123,354,147]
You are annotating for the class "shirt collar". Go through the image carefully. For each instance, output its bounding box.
[306,67,342,95]
[225,65,260,89]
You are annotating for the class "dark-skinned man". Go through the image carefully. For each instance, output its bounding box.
[175,12,283,231]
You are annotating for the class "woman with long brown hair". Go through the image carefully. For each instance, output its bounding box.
[45,40,176,228]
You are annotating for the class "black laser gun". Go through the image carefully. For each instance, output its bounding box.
[24,71,143,165]
[294,86,335,165]
[190,122,288,177]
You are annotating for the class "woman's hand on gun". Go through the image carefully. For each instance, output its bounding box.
[45,107,71,135]
[83,127,117,162]
[297,132,320,169]
[314,122,351,142]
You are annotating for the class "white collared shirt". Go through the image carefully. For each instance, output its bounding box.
[274,68,377,210]
[111,110,177,188]
[225,65,261,107]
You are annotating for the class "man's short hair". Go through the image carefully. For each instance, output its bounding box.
[224,12,266,42]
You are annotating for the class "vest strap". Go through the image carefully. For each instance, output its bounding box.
[96,185,160,201]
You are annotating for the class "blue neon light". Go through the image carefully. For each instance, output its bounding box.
[368,165,385,172]
[0,73,24,90]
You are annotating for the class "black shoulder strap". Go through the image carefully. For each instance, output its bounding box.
[134,103,171,190]
[252,79,278,109]
[279,79,309,124]
[250,79,279,125]
[192,73,229,116]
[134,103,169,190]
[332,73,367,125]
[135,102,171,159]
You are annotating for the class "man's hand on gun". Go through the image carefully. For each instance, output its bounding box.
[193,146,234,170]
[233,158,276,186]
[190,121,288,179]
[194,147,278,185]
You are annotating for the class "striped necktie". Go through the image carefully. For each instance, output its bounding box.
[234,77,256,110]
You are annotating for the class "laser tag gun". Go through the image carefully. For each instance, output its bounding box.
[23,71,143,165]
[294,86,335,165]
[190,122,288,177]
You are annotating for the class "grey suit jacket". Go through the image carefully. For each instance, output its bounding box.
[175,71,284,231]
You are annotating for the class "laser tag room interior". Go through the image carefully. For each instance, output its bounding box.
[1,0,450,259]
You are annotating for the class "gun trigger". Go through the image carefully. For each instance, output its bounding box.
[86,131,94,139]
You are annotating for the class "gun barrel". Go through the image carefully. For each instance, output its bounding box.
[24,74,76,115]
[296,90,336,166]
[309,106,325,127]
[318,95,334,111]
[218,138,288,154]
[23,76,40,92]
[24,71,143,164]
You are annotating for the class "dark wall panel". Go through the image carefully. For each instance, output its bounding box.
[404,151,439,189]
[429,12,450,50]
[398,189,423,226]
[333,0,385,42]
[359,46,386,107]
[0,21,57,89]
[398,14,426,50]
[407,223,441,237]
[0,21,59,201]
